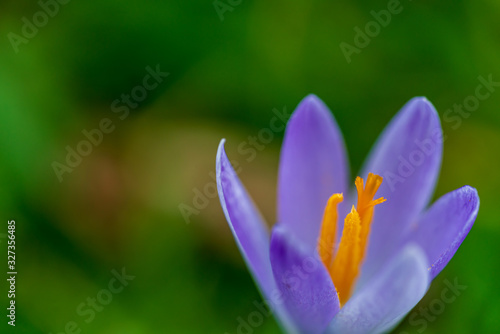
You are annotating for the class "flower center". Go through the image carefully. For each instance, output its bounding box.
[317,173,386,306]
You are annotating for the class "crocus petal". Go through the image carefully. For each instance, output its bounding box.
[278,94,349,253]
[328,244,430,334]
[407,186,479,279]
[358,97,443,285]
[216,140,296,333]
[270,224,340,334]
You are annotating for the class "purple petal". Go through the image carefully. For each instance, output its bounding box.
[358,97,443,285]
[407,186,479,279]
[328,244,430,334]
[270,224,340,334]
[278,94,349,253]
[216,140,296,332]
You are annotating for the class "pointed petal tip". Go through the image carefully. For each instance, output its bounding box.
[412,96,430,103]
[406,96,440,121]
[409,95,436,109]
[452,185,480,218]
[216,138,227,175]
[295,94,330,118]
[409,96,430,105]
[289,94,337,132]
[459,184,479,196]
[303,93,321,103]
[217,138,226,154]
[458,185,480,214]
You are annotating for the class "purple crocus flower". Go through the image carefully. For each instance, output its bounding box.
[216,95,479,334]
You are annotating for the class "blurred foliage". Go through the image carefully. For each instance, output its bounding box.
[0,0,499,333]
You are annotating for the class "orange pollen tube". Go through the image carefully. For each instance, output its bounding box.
[317,173,386,306]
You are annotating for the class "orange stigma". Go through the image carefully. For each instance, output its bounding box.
[317,173,386,306]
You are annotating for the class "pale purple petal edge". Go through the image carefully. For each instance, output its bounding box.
[216,139,297,333]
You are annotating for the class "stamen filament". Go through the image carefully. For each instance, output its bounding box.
[317,194,343,268]
[330,206,361,305]
[317,173,386,306]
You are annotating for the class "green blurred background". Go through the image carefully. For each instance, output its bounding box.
[0,0,499,333]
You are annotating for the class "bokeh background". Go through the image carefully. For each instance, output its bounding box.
[1,0,499,333]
